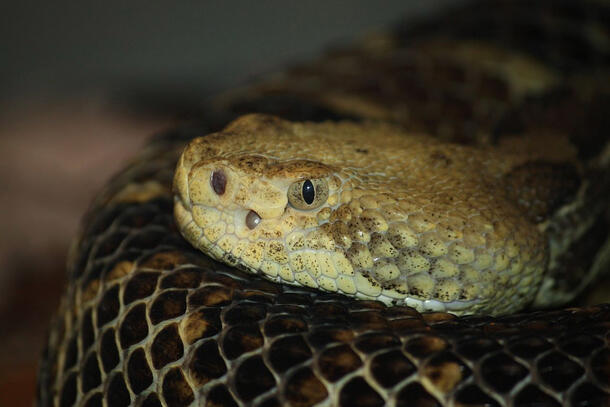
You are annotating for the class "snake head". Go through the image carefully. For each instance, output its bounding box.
[173,114,555,316]
[173,116,348,283]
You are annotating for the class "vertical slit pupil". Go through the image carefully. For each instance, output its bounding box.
[211,170,227,195]
[302,180,315,205]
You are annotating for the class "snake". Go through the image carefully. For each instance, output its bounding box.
[37,1,610,406]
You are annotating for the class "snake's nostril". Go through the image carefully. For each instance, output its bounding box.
[246,210,261,229]
[211,170,227,195]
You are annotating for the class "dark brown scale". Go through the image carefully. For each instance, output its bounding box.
[318,344,362,382]
[268,335,311,373]
[284,367,328,406]
[189,340,227,386]
[99,329,119,373]
[151,324,184,369]
[36,1,610,406]
[127,347,153,394]
[149,290,187,325]
[123,271,159,305]
[234,356,276,402]
[162,368,194,407]
[480,352,529,394]
[370,350,416,388]
[81,353,101,392]
[119,304,148,349]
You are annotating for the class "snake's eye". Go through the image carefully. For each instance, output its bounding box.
[288,178,329,210]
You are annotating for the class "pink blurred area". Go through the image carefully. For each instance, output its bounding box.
[0,97,173,406]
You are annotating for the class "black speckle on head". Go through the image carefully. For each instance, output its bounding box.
[211,170,227,195]
[302,180,315,205]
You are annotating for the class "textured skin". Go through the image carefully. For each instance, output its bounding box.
[37,1,610,406]
[174,115,576,315]
[36,140,610,407]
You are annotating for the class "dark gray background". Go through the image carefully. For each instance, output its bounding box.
[1,1,461,104]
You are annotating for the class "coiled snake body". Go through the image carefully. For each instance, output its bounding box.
[38,1,610,406]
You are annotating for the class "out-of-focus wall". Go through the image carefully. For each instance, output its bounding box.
[1,1,460,103]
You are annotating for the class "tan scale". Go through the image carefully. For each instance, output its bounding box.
[174,114,577,315]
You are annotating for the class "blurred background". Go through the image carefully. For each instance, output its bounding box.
[0,1,461,405]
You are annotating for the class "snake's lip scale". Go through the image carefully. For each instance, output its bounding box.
[37,1,610,406]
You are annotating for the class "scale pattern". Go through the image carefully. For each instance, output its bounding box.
[37,0,610,406]
[36,139,610,406]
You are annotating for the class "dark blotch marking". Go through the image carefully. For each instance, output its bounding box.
[285,367,328,406]
[225,303,268,325]
[454,384,500,407]
[96,284,120,327]
[189,340,227,386]
[100,329,120,373]
[142,393,162,407]
[265,315,307,337]
[370,350,416,388]
[355,148,368,154]
[307,328,354,349]
[80,309,95,352]
[234,356,276,401]
[150,290,187,325]
[151,324,184,369]
[514,384,560,406]
[107,373,131,407]
[538,351,584,392]
[82,352,101,392]
[269,335,312,373]
[422,351,471,393]
[128,348,153,394]
[355,332,400,354]
[561,335,604,358]
[339,377,384,407]
[162,368,194,407]
[590,349,610,388]
[455,337,501,361]
[119,304,149,349]
[63,335,78,373]
[570,381,610,406]
[93,231,128,259]
[188,285,233,308]
[123,272,159,305]
[396,382,441,407]
[206,385,238,407]
[161,267,202,289]
[481,352,528,393]
[318,344,362,382]
[404,335,448,359]
[59,372,77,407]
[507,336,552,360]
[223,324,264,360]
[83,393,103,407]
[211,169,227,195]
